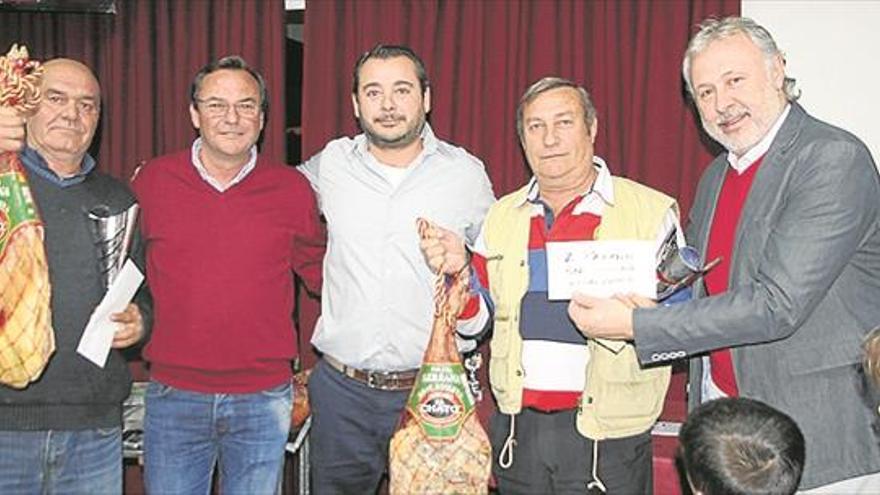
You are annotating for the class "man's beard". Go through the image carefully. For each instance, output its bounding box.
[701,103,753,155]
[701,94,782,156]
[361,110,427,150]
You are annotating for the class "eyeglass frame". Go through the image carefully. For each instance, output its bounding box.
[193,97,262,118]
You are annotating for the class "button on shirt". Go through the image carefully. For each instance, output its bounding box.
[299,124,495,371]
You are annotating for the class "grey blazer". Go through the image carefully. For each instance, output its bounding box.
[633,103,880,489]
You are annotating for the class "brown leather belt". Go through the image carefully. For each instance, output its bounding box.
[323,355,418,391]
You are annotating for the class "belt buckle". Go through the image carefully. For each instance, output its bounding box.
[366,371,384,390]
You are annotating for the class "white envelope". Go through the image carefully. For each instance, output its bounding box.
[77,259,144,367]
[546,240,656,300]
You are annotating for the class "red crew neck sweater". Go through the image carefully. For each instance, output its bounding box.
[704,155,765,397]
[133,150,325,393]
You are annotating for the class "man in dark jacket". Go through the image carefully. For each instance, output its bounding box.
[0,58,147,495]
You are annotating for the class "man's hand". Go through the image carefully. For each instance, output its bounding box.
[0,107,26,153]
[613,293,657,310]
[110,303,144,348]
[567,293,647,340]
[418,219,469,275]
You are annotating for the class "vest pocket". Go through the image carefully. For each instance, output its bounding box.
[489,307,511,358]
[489,316,515,401]
[579,343,670,439]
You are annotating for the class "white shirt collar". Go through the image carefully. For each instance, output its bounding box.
[191,137,258,192]
[726,104,791,173]
[523,155,615,208]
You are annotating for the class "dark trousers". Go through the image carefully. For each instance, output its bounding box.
[308,358,410,495]
[489,408,653,494]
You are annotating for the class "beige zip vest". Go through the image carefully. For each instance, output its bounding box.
[485,176,676,440]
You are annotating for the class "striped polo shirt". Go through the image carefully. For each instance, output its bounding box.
[518,159,616,411]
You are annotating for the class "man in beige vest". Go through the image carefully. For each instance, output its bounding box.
[421,77,681,494]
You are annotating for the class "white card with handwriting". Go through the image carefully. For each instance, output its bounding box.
[546,240,656,300]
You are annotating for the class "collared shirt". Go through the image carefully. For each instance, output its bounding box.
[299,124,495,371]
[515,157,680,247]
[190,137,258,192]
[521,155,615,213]
[20,146,96,188]
[726,104,791,173]
[473,157,681,409]
[377,162,412,189]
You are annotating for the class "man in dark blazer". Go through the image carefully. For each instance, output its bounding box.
[569,16,880,492]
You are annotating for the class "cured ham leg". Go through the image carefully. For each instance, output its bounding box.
[389,219,491,494]
[0,45,54,389]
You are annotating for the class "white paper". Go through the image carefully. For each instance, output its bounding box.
[546,240,656,300]
[77,259,145,367]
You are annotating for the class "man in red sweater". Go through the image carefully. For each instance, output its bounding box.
[132,56,324,494]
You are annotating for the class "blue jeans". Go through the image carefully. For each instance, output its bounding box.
[143,379,292,495]
[0,428,122,494]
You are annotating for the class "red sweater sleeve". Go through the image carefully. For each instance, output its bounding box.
[291,174,326,296]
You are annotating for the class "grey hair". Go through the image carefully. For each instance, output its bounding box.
[516,77,597,143]
[682,16,799,101]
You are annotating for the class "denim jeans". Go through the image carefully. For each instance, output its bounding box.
[0,428,122,494]
[143,379,292,495]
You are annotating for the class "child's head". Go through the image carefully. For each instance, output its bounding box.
[679,398,805,495]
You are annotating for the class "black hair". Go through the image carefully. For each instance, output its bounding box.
[351,44,429,96]
[679,398,805,495]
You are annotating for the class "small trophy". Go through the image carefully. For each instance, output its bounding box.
[87,203,139,288]
[656,227,720,301]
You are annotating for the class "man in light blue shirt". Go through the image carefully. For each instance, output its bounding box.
[299,44,494,493]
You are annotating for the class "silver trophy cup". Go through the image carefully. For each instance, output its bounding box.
[656,228,720,301]
[88,203,139,288]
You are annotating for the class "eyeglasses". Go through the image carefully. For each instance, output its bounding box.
[195,98,261,118]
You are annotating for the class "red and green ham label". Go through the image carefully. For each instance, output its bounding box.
[0,165,39,254]
[406,362,476,441]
